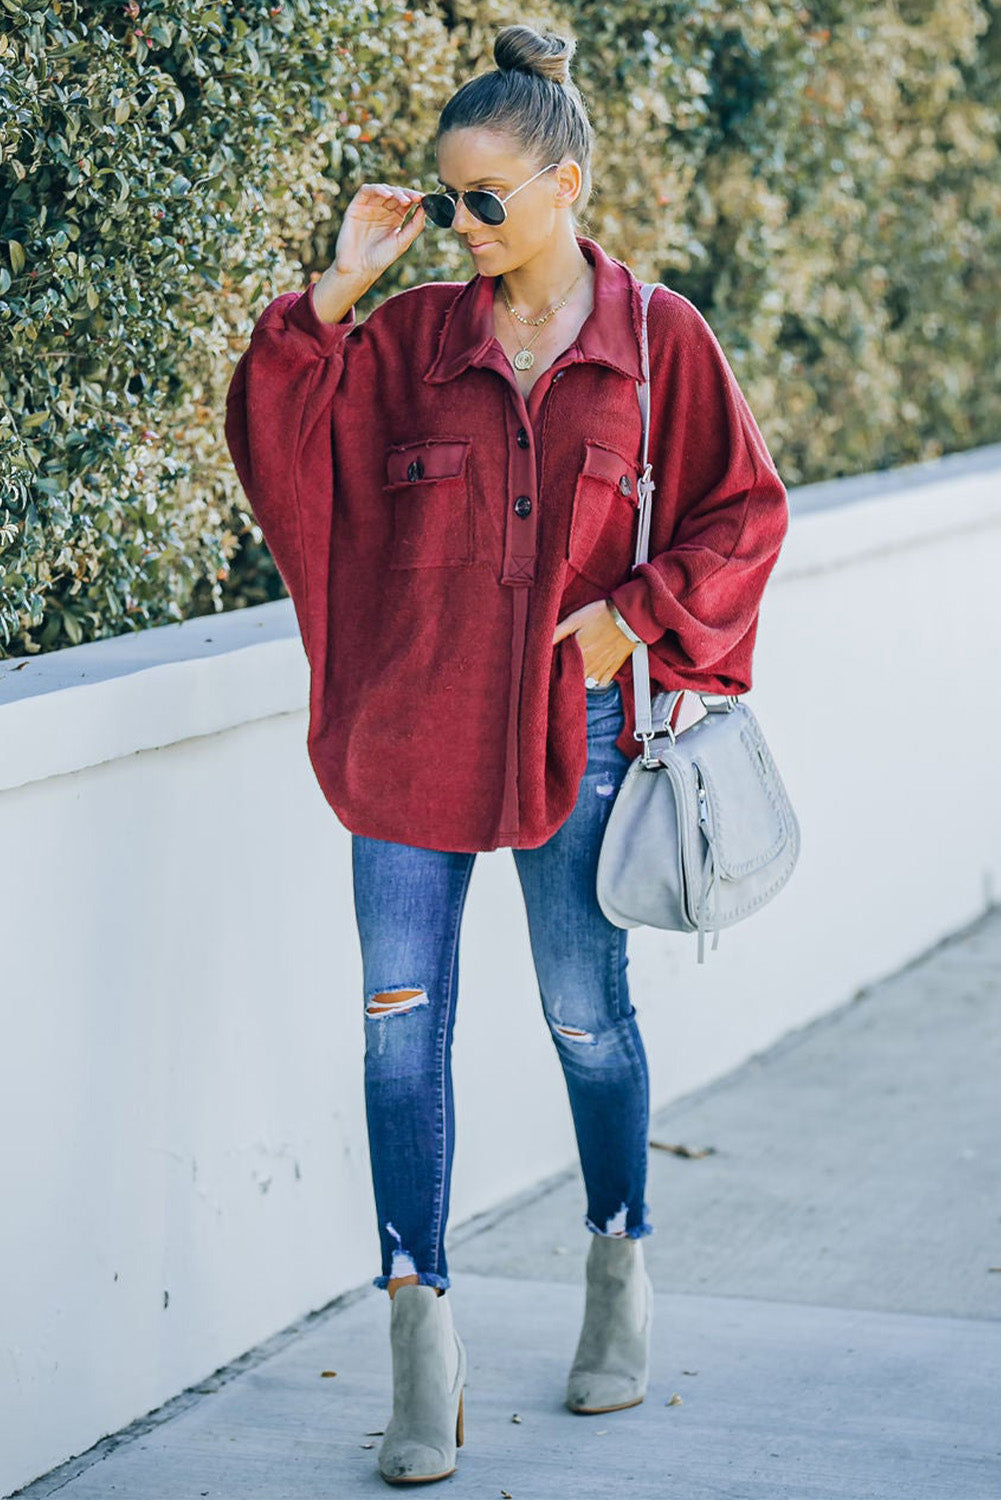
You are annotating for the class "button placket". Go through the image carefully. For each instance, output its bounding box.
[499,397,540,586]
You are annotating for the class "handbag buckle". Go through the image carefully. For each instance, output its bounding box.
[635,725,675,767]
[636,465,655,507]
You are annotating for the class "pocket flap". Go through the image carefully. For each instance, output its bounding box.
[580,440,636,496]
[385,438,471,487]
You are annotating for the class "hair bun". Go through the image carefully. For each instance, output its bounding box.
[494,24,575,87]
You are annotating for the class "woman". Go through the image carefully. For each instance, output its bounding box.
[225,23,788,1486]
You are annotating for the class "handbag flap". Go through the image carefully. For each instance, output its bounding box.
[688,714,789,878]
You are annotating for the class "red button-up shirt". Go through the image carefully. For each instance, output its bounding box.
[224,234,789,852]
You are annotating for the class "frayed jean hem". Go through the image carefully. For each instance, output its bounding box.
[584,1215,655,1240]
[372,1270,451,1291]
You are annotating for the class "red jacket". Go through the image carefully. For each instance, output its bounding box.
[224,234,789,852]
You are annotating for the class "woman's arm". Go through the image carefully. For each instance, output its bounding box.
[607,290,789,691]
[223,183,426,657]
[224,283,357,656]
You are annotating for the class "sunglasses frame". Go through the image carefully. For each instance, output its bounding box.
[421,160,568,228]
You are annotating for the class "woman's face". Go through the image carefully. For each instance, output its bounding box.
[435,128,579,272]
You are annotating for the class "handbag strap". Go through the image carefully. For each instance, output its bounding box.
[631,282,735,761]
[631,282,658,749]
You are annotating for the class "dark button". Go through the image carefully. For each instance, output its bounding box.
[516,427,530,448]
[407,458,424,482]
[619,473,633,496]
[513,495,532,518]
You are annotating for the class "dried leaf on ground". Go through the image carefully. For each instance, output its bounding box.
[650,1139,717,1158]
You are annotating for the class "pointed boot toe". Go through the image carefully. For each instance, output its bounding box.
[566,1235,653,1415]
[379,1438,454,1484]
[378,1285,466,1485]
[566,1366,646,1414]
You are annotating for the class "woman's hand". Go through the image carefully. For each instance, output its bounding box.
[553,599,638,687]
[332,182,427,283]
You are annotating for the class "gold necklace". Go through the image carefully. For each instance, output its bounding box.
[500,265,587,371]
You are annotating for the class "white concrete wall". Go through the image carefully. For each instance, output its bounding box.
[2,442,999,1496]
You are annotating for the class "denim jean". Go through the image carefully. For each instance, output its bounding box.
[350,678,653,1291]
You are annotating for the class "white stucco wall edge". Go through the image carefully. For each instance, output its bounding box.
[774,446,1001,582]
[1,442,999,794]
[0,605,308,793]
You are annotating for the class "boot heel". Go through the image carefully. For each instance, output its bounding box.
[455,1388,465,1447]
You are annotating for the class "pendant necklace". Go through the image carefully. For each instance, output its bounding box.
[500,264,587,371]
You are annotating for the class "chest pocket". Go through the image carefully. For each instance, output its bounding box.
[567,439,639,588]
[382,437,473,569]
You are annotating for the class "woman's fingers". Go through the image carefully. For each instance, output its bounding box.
[396,202,425,238]
[353,187,425,237]
[333,184,427,281]
[360,184,423,208]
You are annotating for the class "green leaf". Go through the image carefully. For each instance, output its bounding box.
[61,611,83,645]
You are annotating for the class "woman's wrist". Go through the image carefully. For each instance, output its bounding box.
[607,600,644,646]
[312,262,376,324]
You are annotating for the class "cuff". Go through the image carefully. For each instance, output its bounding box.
[607,574,664,646]
[284,280,357,348]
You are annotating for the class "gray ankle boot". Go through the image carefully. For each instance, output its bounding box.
[566,1234,653,1414]
[378,1285,466,1484]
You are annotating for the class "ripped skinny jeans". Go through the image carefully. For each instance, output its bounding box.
[350,679,653,1292]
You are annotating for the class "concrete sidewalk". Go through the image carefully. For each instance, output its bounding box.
[12,908,1001,1499]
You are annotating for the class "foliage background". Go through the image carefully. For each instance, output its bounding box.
[1,0,998,657]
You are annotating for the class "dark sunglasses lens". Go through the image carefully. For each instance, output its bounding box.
[421,193,455,227]
[467,191,505,226]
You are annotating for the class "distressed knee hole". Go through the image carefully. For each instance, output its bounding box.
[553,1022,596,1044]
[366,988,429,1018]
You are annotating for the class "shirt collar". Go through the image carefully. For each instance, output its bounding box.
[423,234,646,386]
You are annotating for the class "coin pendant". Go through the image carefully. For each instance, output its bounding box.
[513,348,535,370]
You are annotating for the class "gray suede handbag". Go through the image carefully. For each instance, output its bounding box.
[595,281,801,962]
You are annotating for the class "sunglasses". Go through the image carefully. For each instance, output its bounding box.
[420,161,564,228]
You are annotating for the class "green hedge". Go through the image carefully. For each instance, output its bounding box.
[1,0,999,657]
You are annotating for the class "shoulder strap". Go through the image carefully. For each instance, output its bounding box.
[631,282,660,744]
[630,283,736,753]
